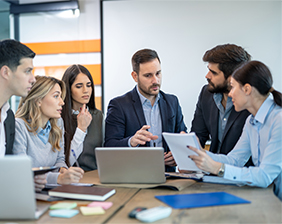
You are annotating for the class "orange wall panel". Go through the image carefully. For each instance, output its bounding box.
[25,39,101,55]
[34,64,101,85]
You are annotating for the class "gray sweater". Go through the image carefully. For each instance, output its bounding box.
[13,118,67,184]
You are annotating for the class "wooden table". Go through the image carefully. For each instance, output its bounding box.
[1,170,281,223]
[108,182,282,223]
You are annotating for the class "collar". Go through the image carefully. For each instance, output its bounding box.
[1,101,10,117]
[37,120,51,133]
[37,120,51,144]
[250,95,274,125]
[213,93,233,111]
[136,85,160,106]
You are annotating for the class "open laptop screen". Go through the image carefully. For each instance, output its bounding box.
[0,156,48,220]
[95,147,166,184]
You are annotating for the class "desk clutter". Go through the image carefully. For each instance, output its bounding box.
[48,201,113,218]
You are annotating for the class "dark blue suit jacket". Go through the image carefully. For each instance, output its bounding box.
[4,109,15,155]
[191,85,251,158]
[105,87,187,171]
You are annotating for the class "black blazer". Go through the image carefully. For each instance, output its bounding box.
[4,109,15,155]
[105,87,187,171]
[191,85,250,155]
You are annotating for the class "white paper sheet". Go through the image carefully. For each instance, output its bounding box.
[162,132,202,171]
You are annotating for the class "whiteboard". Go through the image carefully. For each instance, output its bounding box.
[102,0,281,130]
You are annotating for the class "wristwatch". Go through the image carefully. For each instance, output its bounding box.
[217,163,225,177]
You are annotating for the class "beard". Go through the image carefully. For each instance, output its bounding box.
[207,79,230,94]
[138,83,160,97]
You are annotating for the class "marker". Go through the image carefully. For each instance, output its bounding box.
[71,149,80,167]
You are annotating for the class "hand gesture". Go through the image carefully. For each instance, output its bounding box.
[57,167,84,185]
[130,125,158,147]
[77,104,92,132]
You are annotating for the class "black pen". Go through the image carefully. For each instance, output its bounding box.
[71,149,80,167]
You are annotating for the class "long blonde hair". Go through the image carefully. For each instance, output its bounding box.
[16,76,66,152]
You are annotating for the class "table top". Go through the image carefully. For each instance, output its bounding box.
[1,170,281,223]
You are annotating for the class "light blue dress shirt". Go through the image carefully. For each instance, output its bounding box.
[128,86,162,147]
[213,93,233,153]
[207,95,282,200]
[37,120,51,144]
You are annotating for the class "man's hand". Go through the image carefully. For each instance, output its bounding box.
[57,167,84,185]
[130,125,158,147]
[164,151,177,166]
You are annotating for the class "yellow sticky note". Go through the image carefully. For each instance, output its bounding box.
[80,206,105,215]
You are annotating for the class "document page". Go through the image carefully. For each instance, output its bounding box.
[162,132,202,171]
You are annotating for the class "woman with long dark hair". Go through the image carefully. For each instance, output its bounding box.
[187,61,282,200]
[61,64,103,171]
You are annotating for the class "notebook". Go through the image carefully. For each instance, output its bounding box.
[155,192,251,209]
[48,185,116,201]
[0,156,49,220]
[95,147,166,184]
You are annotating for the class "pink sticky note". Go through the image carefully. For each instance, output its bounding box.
[87,202,113,210]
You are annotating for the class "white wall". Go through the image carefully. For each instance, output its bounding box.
[102,0,282,130]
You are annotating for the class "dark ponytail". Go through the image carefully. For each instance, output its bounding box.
[269,88,282,107]
[232,61,282,107]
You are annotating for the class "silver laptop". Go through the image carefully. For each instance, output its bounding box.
[0,156,49,220]
[95,147,166,184]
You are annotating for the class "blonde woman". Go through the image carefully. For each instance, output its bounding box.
[13,76,84,189]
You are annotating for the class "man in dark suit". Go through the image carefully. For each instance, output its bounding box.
[190,44,253,166]
[105,49,187,171]
[0,39,36,156]
[0,39,46,191]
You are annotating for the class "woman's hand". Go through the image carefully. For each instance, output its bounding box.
[188,145,222,175]
[34,174,47,192]
[57,167,84,185]
[77,104,92,132]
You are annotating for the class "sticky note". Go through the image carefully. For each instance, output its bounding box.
[49,202,77,210]
[49,209,79,218]
[80,206,105,215]
[87,201,113,210]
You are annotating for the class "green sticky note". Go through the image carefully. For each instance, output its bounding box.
[49,202,77,210]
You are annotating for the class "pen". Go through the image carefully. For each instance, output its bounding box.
[71,149,80,167]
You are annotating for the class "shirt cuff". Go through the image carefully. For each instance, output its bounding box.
[46,172,60,184]
[128,137,140,147]
[74,127,87,143]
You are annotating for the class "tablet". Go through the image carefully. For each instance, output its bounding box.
[32,166,58,176]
